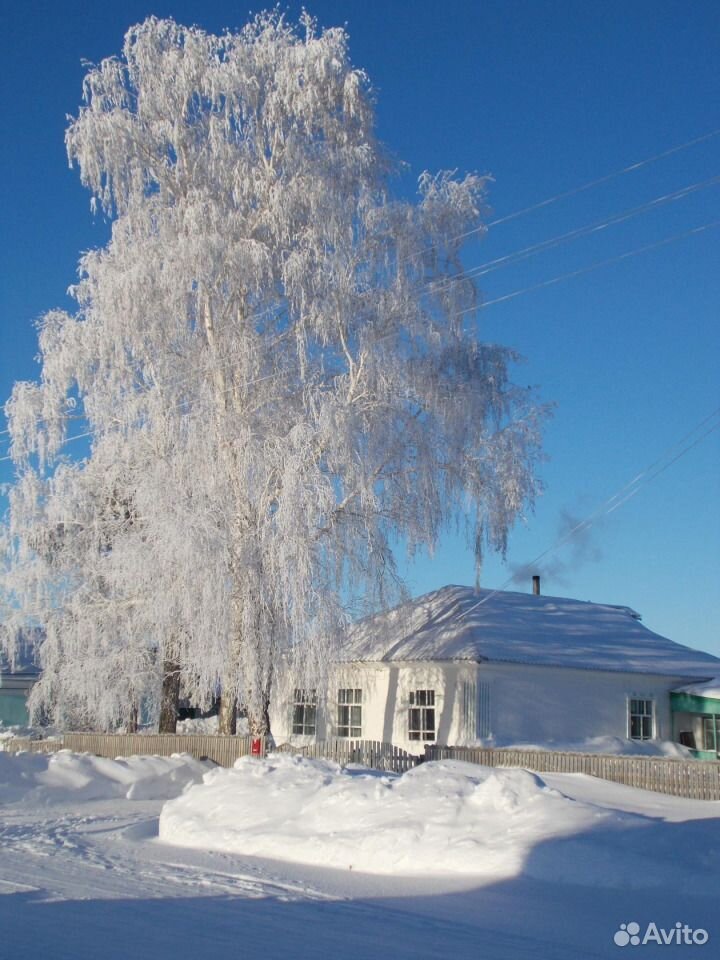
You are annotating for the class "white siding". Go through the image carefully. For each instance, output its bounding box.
[460,678,476,740]
[479,662,679,743]
[477,680,492,738]
[270,658,691,752]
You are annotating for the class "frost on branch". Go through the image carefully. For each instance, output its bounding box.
[3,12,548,734]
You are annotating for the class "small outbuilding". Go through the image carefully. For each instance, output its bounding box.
[271,583,720,756]
[0,645,40,728]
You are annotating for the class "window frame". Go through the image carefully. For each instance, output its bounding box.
[292,688,317,736]
[336,687,362,738]
[702,715,720,756]
[628,697,655,741]
[408,688,436,742]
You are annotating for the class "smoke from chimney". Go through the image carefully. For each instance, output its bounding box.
[508,509,603,590]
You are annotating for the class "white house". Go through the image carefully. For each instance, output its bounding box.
[270,583,720,756]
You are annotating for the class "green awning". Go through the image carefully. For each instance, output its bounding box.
[671,691,720,715]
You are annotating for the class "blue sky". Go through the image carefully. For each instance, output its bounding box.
[1,1,718,655]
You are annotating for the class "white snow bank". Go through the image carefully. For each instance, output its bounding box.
[0,724,62,745]
[0,750,210,805]
[0,725,39,744]
[175,715,220,735]
[174,715,250,736]
[469,736,694,758]
[159,754,615,878]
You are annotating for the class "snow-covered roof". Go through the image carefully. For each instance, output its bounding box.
[672,677,720,700]
[339,585,720,678]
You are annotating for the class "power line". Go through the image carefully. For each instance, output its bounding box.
[3,132,718,450]
[421,172,720,303]
[507,412,720,575]
[3,192,717,449]
[484,128,720,231]
[457,174,720,283]
[3,128,719,440]
[400,127,720,263]
[400,127,720,258]
[2,217,718,465]
[0,430,96,464]
[7,410,719,620]
[478,218,720,311]
[458,406,720,620]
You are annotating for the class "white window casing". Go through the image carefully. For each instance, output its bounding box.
[292,689,317,736]
[628,696,655,740]
[408,689,436,741]
[337,688,362,738]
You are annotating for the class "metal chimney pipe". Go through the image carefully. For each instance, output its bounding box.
[532,575,540,596]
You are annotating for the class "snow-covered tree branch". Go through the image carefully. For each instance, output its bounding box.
[2,12,548,735]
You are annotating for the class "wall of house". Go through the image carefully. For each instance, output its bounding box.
[269,659,693,752]
[271,660,499,750]
[270,663,392,746]
[476,662,683,744]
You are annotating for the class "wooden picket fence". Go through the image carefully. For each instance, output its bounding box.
[284,738,420,773]
[424,745,720,801]
[2,734,260,767]
[5,735,720,799]
[2,733,419,774]
[67,733,262,767]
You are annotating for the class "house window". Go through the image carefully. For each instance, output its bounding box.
[409,689,436,741]
[629,698,654,740]
[702,716,720,756]
[292,689,317,736]
[337,688,362,738]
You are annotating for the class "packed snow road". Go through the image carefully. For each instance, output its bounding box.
[0,750,718,960]
[0,799,567,960]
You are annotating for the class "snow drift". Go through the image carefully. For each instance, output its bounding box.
[0,750,210,805]
[472,735,693,757]
[158,755,615,877]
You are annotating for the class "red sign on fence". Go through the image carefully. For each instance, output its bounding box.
[251,737,262,757]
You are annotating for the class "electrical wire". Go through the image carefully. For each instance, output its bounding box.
[3,127,719,441]
[396,128,720,260]
[2,193,717,447]
[464,128,720,239]
[451,174,720,284]
[478,218,720,311]
[2,217,718,465]
[458,406,720,620]
[3,132,719,448]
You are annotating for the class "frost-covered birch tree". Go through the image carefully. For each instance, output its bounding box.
[3,13,547,735]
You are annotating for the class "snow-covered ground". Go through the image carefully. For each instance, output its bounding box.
[1,750,718,959]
